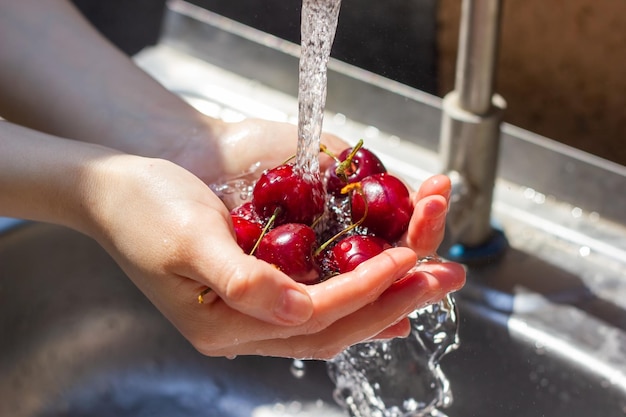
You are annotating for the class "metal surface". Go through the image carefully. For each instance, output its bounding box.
[439,0,506,249]
[1,224,625,417]
[2,1,626,416]
[439,92,505,248]
[455,0,502,114]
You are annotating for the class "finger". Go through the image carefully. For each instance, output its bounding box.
[207,269,444,359]
[366,317,411,341]
[184,247,416,352]
[412,261,466,295]
[193,261,466,358]
[191,234,315,326]
[305,247,418,325]
[203,246,416,341]
[402,194,448,256]
[416,174,451,201]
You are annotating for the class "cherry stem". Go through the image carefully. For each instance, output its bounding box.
[335,139,364,180]
[249,207,281,256]
[281,154,296,166]
[314,183,369,256]
[319,143,341,163]
[311,212,325,230]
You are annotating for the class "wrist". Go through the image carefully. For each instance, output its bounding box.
[0,121,125,235]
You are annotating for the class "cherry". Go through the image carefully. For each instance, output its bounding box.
[329,235,392,273]
[350,173,411,242]
[231,214,263,254]
[230,201,261,223]
[255,223,321,284]
[325,145,387,196]
[252,164,325,226]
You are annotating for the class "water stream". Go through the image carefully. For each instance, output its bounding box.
[296,0,342,174]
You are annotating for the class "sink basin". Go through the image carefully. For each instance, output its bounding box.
[0,224,342,417]
[2,223,625,417]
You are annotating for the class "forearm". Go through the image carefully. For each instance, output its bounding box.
[0,120,122,233]
[0,0,217,161]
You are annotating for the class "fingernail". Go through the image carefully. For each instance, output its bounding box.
[424,198,446,219]
[274,288,313,324]
[423,200,447,235]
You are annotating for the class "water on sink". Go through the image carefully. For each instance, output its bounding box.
[327,294,459,417]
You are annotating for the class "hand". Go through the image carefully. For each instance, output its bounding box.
[198,173,465,358]
[164,117,347,186]
[98,118,463,359]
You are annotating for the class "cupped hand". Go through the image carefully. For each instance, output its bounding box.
[84,152,459,359]
[190,172,465,358]
[99,117,464,359]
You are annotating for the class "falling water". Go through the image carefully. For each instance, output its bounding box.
[327,293,460,417]
[296,0,342,174]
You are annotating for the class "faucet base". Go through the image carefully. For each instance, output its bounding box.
[439,91,506,247]
[444,226,508,265]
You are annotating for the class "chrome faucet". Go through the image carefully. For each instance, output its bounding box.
[439,0,508,262]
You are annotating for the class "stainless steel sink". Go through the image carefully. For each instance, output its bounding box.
[1,223,625,417]
[2,1,626,416]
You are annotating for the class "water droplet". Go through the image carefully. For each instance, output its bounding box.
[579,246,591,257]
[333,113,347,125]
[533,192,546,204]
[387,135,401,147]
[534,340,546,355]
[272,402,286,413]
[571,207,583,218]
[290,359,306,379]
[364,125,380,138]
[523,187,536,199]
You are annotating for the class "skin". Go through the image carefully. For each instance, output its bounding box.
[0,0,465,359]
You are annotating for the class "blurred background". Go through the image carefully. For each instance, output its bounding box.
[71,0,626,167]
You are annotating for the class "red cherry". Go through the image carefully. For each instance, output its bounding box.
[252,164,325,226]
[325,146,387,196]
[329,235,392,273]
[255,223,321,284]
[231,214,263,254]
[351,173,411,242]
[230,201,261,223]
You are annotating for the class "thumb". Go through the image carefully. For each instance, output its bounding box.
[197,243,314,326]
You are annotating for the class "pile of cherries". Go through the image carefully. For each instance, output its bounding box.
[229,140,412,284]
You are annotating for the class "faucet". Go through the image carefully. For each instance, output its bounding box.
[439,0,508,263]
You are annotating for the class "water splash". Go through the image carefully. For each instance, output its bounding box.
[327,293,460,417]
[208,162,260,208]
